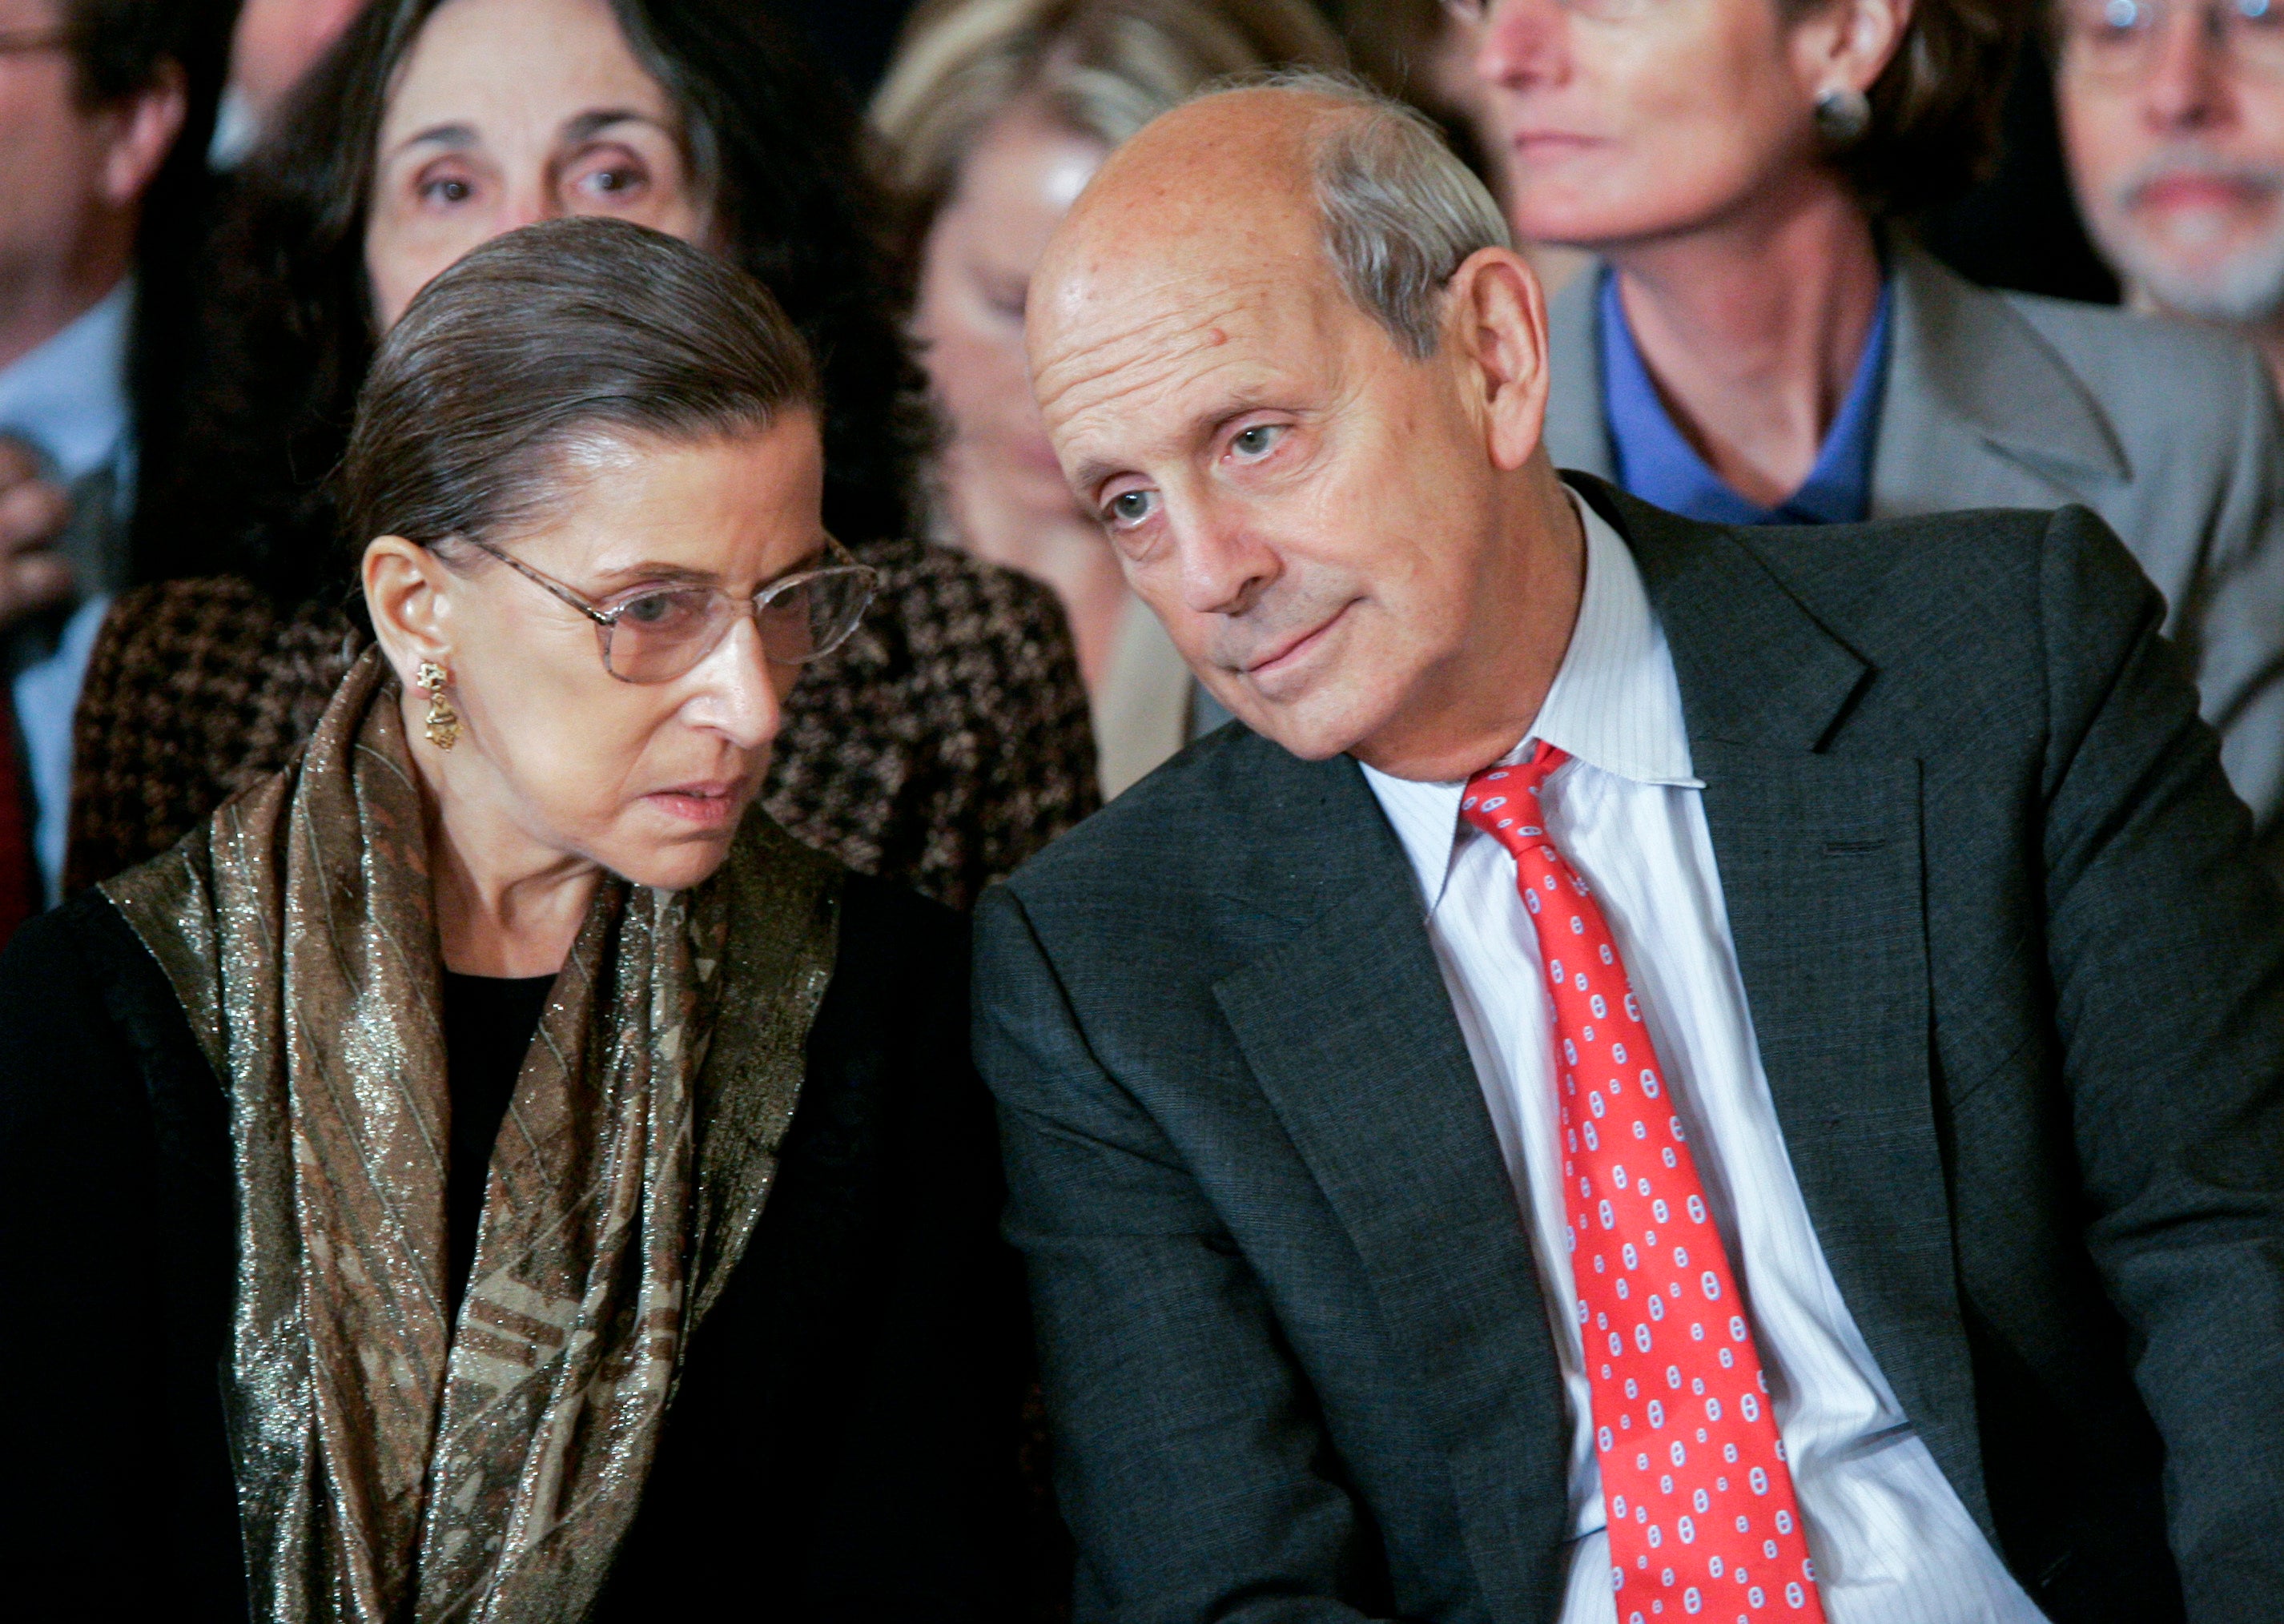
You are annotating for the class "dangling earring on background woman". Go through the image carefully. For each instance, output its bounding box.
[417,660,459,750]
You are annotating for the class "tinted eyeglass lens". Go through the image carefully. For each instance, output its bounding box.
[602,569,876,682]
[758,568,875,665]
[605,589,740,683]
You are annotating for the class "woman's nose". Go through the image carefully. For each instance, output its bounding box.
[684,613,783,751]
[1477,0,1572,90]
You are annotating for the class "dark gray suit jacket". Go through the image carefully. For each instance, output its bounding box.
[973,480,2284,1624]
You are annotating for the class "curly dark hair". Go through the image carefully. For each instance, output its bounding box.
[138,0,931,607]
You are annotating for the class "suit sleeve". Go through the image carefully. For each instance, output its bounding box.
[2036,504,2284,1622]
[972,882,1387,1624]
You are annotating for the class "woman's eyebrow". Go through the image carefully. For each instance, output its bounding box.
[586,561,718,590]
[388,121,478,159]
[561,108,667,144]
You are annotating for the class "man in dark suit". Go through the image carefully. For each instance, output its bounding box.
[974,71,2284,1624]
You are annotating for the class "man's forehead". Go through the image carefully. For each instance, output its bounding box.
[1030,257,1344,464]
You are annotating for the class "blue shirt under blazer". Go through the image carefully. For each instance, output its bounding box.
[1553,244,2284,865]
[971,476,2284,1624]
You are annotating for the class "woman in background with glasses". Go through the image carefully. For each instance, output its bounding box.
[0,217,1025,1618]
[1450,0,2284,853]
[66,0,1097,914]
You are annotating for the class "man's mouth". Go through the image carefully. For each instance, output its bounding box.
[1242,601,1354,681]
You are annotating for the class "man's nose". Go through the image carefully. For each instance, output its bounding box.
[1170,509,1280,619]
[685,613,783,752]
[1477,0,1572,90]
[2144,7,2234,127]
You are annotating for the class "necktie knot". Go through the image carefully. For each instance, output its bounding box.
[1461,740,1570,850]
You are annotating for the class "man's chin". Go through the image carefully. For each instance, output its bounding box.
[1217,681,1382,764]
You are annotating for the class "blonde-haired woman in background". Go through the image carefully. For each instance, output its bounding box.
[874,0,1343,798]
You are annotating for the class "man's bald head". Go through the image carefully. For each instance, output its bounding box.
[1032,75,1511,376]
[1021,73,1575,782]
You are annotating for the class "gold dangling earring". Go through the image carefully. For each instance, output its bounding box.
[416,660,460,750]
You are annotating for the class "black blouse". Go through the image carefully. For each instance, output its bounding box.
[439,968,554,1316]
[0,875,1026,1621]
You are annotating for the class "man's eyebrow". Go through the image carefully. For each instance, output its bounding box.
[1065,452,1124,498]
[1067,392,1289,497]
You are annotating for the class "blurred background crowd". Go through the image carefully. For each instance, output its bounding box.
[2,0,2280,945]
[6,0,2283,959]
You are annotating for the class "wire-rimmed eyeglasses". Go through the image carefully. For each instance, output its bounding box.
[2061,0,2284,78]
[460,534,879,684]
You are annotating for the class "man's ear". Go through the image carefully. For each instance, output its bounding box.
[97,59,187,210]
[1443,247,1552,474]
[362,536,457,685]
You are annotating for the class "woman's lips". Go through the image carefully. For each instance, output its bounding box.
[645,779,750,828]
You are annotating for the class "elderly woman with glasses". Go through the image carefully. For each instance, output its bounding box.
[1452,0,2284,858]
[0,218,1023,1620]
[66,0,1097,915]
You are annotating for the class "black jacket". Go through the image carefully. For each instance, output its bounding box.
[974,482,2284,1624]
[0,871,1024,1621]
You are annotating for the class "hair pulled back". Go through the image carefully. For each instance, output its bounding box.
[342,217,817,571]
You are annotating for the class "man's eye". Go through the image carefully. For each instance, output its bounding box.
[1106,489,1157,527]
[1231,424,1283,459]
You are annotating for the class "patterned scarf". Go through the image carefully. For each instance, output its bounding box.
[103,647,841,1622]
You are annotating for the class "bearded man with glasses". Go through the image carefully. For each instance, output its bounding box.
[2057,0,2284,390]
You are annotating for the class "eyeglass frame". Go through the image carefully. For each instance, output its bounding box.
[2057,0,2284,75]
[456,532,880,683]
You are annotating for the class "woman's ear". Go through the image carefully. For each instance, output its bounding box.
[1791,0,1912,103]
[361,536,456,683]
[1444,246,1554,474]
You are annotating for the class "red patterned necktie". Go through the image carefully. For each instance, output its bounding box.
[1462,742,1825,1624]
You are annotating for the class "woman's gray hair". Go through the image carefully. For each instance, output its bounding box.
[1249,70,1513,361]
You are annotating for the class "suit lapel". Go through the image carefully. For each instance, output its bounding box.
[1872,244,2128,518]
[1212,750,1574,1621]
[1614,486,1995,1534]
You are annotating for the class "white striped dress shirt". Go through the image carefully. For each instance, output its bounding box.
[1360,495,2046,1624]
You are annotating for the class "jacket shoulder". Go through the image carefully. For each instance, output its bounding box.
[1995,290,2272,419]
[999,723,1316,915]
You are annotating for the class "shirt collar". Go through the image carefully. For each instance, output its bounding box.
[0,279,133,483]
[1598,268,1891,528]
[1361,487,1700,911]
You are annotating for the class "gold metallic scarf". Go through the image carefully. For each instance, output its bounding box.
[103,648,841,1622]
